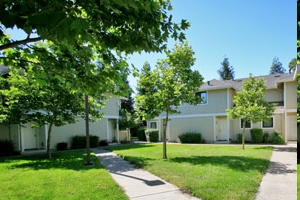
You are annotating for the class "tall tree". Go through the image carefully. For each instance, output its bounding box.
[217,57,235,80]
[227,75,274,150]
[269,57,286,74]
[135,42,203,159]
[288,58,297,73]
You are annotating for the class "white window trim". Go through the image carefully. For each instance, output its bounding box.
[261,117,274,129]
[148,121,158,129]
[240,119,252,129]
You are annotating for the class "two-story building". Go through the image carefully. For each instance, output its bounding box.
[148,71,297,143]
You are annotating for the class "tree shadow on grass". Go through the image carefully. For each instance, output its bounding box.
[4,150,104,171]
[170,155,270,173]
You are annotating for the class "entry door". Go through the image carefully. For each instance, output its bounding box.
[23,123,38,150]
[217,117,228,141]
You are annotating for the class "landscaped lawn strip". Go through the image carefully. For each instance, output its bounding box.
[0,150,128,200]
[297,161,300,200]
[107,144,273,200]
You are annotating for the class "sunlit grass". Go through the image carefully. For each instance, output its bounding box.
[107,144,273,200]
[0,150,128,200]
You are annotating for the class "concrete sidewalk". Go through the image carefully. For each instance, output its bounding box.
[93,148,200,200]
[255,144,297,200]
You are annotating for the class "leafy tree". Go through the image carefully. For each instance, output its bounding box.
[135,42,203,159]
[217,57,235,80]
[227,75,274,150]
[269,57,286,74]
[288,58,297,73]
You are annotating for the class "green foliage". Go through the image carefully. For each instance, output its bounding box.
[262,132,269,143]
[99,140,109,147]
[297,74,300,123]
[269,57,286,74]
[137,128,147,141]
[288,58,297,73]
[71,135,99,149]
[250,128,263,144]
[227,75,275,149]
[145,129,159,142]
[272,131,285,144]
[217,57,235,80]
[178,133,203,143]
[56,142,68,151]
[135,42,204,158]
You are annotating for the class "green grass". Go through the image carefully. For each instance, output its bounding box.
[106,144,273,200]
[0,150,128,200]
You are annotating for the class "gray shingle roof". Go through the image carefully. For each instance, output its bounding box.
[200,73,294,91]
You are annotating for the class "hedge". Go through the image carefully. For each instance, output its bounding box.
[272,130,285,144]
[71,135,99,149]
[0,140,16,156]
[250,128,263,143]
[178,132,203,143]
[137,128,147,141]
[145,129,159,142]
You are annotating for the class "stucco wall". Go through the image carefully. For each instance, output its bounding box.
[285,81,297,109]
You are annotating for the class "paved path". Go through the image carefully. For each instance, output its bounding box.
[93,148,200,200]
[255,144,297,200]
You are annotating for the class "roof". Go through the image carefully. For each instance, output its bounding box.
[200,73,295,91]
[0,65,10,76]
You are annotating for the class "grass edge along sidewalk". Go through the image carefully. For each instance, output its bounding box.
[106,144,273,200]
[0,150,129,200]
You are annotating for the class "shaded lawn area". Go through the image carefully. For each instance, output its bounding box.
[106,144,273,200]
[0,150,128,200]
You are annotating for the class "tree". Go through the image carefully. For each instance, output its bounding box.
[288,58,297,73]
[227,75,274,150]
[217,57,235,80]
[135,42,203,159]
[269,57,286,74]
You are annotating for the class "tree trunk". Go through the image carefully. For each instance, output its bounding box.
[162,110,169,159]
[85,94,92,165]
[47,123,53,159]
[242,120,246,150]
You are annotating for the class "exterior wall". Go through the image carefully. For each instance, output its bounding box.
[102,95,120,116]
[0,124,20,151]
[230,114,284,142]
[264,89,283,103]
[284,81,297,109]
[51,117,108,150]
[168,89,228,116]
[168,116,214,142]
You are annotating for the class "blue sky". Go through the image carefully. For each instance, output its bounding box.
[6,0,296,95]
[127,0,296,94]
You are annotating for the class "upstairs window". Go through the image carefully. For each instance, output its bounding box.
[199,91,207,104]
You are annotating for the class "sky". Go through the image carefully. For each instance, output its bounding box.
[126,0,296,95]
[6,0,296,96]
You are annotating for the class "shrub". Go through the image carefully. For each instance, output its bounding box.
[272,131,285,144]
[99,140,109,147]
[178,132,202,143]
[71,135,99,149]
[262,132,269,143]
[0,140,15,156]
[250,128,263,143]
[137,128,147,141]
[145,129,159,142]
[236,133,243,144]
[56,142,68,151]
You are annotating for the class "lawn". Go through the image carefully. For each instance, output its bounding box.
[0,150,128,200]
[106,144,273,200]
[298,162,300,200]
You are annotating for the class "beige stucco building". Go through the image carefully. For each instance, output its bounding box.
[148,71,297,143]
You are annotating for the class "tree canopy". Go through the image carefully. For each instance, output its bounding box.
[269,57,286,75]
[227,75,274,150]
[217,57,235,80]
[135,42,203,159]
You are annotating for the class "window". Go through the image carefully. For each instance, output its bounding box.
[199,91,207,104]
[150,122,157,129]
[240,119,251,129]
[262,117,274,128]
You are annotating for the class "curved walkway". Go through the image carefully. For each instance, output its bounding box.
[255,144,297,200]
[93,148,200,200]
